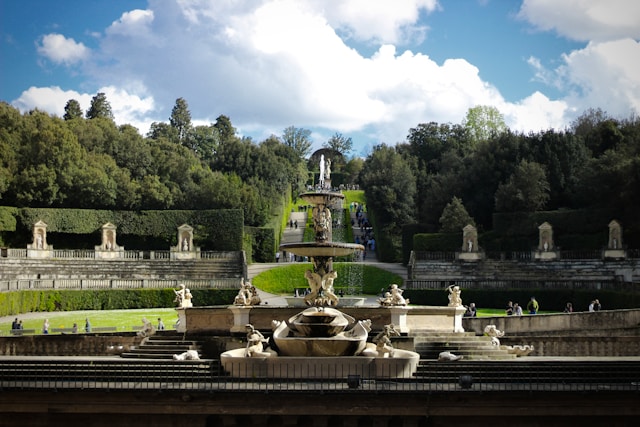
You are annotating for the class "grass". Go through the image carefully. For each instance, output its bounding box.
[251,262,403,295]
[0,308,179,336]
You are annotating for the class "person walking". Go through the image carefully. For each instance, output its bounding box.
[157,318,165,330]
[527,297,539,314]
[506,301,513,316]
[85,318,92,333]
[42,318,50,334]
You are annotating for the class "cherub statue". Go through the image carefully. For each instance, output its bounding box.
[372,324,400,357]
[234,279,252,306]
[378,291,393,307]
[447,285,462,307]
[389,284,409,306]
[244,324,271,357]
[483,324,505,346]
[137,317,156,338]
[174,284,186,307]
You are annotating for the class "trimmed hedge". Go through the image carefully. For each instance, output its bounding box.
[0,288,239,317]
[0,207,243,250]
[245,226,276,263]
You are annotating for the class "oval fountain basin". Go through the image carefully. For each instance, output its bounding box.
[279,242,364,257]
[293,312,348,337]
[299,191,345,206]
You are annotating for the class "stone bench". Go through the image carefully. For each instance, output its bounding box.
[51,327,76,333]
[91,326,118,333]
[10,329,37,335]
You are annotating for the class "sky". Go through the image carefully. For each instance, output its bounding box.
[1,0,639,156]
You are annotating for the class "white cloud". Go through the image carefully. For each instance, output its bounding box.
[503,92,569,133]
[560,39,640,117]
[518,0,640,42]
[15,0,640,152]
[12,86,156,134]
[37,33,89,65]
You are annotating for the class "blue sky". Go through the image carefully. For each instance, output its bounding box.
[2,0,639,156]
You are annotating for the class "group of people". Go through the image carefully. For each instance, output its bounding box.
[505,300,525,316]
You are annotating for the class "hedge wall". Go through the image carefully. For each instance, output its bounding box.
[0,288,239,317]
[0,207,243,251]
[245,226,276,263]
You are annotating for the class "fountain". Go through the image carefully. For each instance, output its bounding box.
[220,156,420,379]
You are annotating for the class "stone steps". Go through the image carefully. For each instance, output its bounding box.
[120,335,204,360]
[410,330,517,360]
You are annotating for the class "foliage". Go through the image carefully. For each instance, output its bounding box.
[323,132,353,155]
[462,105,507,143]
[169,97,192,144]
[439,196,475,232]
[86,92,114,120]
[494,160,550,212]
[281,126,313,159]
[0,289,238,318]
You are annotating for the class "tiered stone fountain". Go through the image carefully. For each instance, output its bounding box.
[220,156,420,379]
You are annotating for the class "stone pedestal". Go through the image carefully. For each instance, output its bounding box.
[457,251,483,261]
[175,308,187,333]
[534,250,558,260]
[229,306,252,333]
[388,306,410,334]
[603,249,626,260]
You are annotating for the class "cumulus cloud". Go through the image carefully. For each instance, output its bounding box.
[37,33,89,65]
[518,0,640,42]
[13,0,640,150]
[13,85,156,134]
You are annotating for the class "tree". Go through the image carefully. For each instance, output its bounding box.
[169,97,192,144]
[494,160,550,212]
[323,132,353,155]
[86,92,114,120]
[214,115,236,143]
[462,105,507,144]
[439,196,475,232]
[63,99,83,121]
[360,144,416,234]
[282,126,313,159]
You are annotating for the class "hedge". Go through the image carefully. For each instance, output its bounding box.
[0,207,243,251]
[0,288,239,317]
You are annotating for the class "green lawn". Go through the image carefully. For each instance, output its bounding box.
[0,308,179,336]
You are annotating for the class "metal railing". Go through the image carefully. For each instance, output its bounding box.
[1,359,638,393]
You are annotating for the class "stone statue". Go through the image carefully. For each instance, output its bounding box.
[137,317,156,338]
[378,291,393,306]
[447,285,462,307]
[372,324,400,357]
[504,344,535,356]
[244,324,271,357]
[234,279,261,306]
[438,351,463,361]
[173,350,200,360]
[303,269,339,306]
[389,284,409,306]
[467,239,473,252]
[325,158,331,180]
[182,237,189,251]
[483,324,505,346]
[174,284,193,308]
[319,154,325,186]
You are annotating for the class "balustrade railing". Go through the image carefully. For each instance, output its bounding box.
[405,278,637,292]
[0,248,242,261]
[0,278,241,292]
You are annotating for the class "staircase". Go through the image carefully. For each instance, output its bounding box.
[411,330,516,360]
[120,333,205,360]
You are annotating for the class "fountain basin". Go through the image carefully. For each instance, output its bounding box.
[220,349,420,379]
[299,191,344,206]
[284,297,365,308]
[279,242,364,257]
